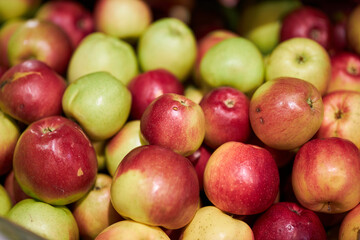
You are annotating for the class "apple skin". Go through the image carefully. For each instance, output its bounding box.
[292,137,360,214]
[110,145,200,230]
[252,202,327,240]
[203,141,279,215]
[315,90,360,149]
[13,116,98,206]
[338,203,360,240]
[140,93,205,156]
[4,170,29,205]
[127,69,184,120]
[0,184,12,216]
[7,19,73,75]
[249,77,324,150]
[199,86,250,150]
[35,0,95,49]
[0,0,41,22]
[0,59,67,125]
[347,4,360,55]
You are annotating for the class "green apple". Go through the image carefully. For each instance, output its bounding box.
[137,17,196,82]
[6,198,79,240]
[0,184,12,216]
[265,37,331,95]
[199,37,264,95]
[92,140,107,172]
[0,0,41,22]
[67,32,138,85]
[184,85,204,104]
[62,71,132,141]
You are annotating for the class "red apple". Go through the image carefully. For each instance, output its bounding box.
[13,116,98,205]
[199,86,250,150]
[252,202,327,240]
[203,141,279,215]
[4,170,30,205]
[0,65,7,78]
[127,69,184,120]
[292,137,360,214]
[249,77,324,150]
[0,19,24,68]
[0,59,67,125]
[338,203,360,240]
[140,93,205,156]
[35,0,95,49]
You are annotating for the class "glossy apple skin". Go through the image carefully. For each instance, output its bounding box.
[7,19,73,75]
[127,69,184,120]
[252,202,327,240]
[36,0,94,49]
[111,145,200,230]
[199,86,250,149]
[249,77,324,150]
[187,144,212,190]
[338,203,360,240]
[13,116,98,206]
[0,19,24,68]
[292,137,360,214]
[203,141,279,215]
[140,93,205,156]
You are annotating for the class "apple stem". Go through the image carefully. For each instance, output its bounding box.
[335,110,343,119]
[306,98,313,108]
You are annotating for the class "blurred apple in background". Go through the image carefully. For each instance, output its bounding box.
[0,184,12,216]
[0,19,24,68]
[140,93,205,156]
[338,203,360,240]
[111,145,199,230]
[91,140,106,172]
[13,116,98,206]
[67,32,138,85]
[7,19,73,75]
[62,71,132,141]
[184,84,204,104]
[0,0,41,22]
[4,170,29,205]
[346,4,360,55]
[0,65,7,78]
[127,69,184,120]
[0,59,67,125]
[35,0,95,49]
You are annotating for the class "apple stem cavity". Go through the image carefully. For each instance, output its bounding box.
[224,99,235,108]
[306,98,314,109]
[296,55,306,64]
[42,127,54,133]
[347,64,359,76]
[335,110,343,119]
[310,28,320,41]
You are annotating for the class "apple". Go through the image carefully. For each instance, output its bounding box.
[203,141,279,215]
[111,145,200,230]
[71,173,123,240]
[265,37,331,95]
[127,68,184,120]
[180,206,254,240]
[91,140,106,172]
[0,18,24,67]
[249,77,324,150]
[137,17,197,82]
[0,0,41,22]
[315,90,360,149]
[35,0,95,49]
[95,220,170,240]
[4,170,29,205]
[67,32,138,85]
[347,4,360,55]
[199,86,250,150]
[7,19,73,75]
[6,198,79,240]
[13,116,98,206]
[140,93,205,156]
[94,0,152,42]
[0,184,12,216]
[0,65,7,78]
[62,71,132,141]
[252,202,327,240]
[0,59,67,125]
[292,137,360,214]
[338,203,360,240]
[184,84,204,104]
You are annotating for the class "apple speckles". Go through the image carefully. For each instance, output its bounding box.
[77,168,84,177]
[259,117,264,124]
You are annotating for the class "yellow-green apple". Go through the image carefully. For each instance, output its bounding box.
[91,140,106,172]
[265,37,331,95]
[95,220,170,240]
[127,69,184,120]
[315,90,360,149]
[203,141,279,215]
[7,19,73,75]
[184,85,204,104]
[62,71,132,141]
[105,120,145,176]
[67,32,138,85]
[13,116,98,205]
[292,137,360,214]
[94,0,152,42]
[0,0,41,22]
[326,52,360,94]
[0,59,67,125]
[280,6,332,50]
[252,202,327,240]
[6,199,79,240]
[187,144,212,190]
[71,173,123,240]
[199,86,250,150]
[347,4,360,55]
[199,37,264,95]
[4,170,29,204]
[180,206,254,240]
[249,77,324,150]
[338,203,360,240]
[35,0,95,49]
[140,93,205,156]
[110,145,199,229]
[137,17,197,82]
[0,111,20,176]
[0,18,24,67]
[0,184,12,216]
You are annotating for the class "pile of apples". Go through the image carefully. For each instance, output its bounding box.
[1,0,360,239]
